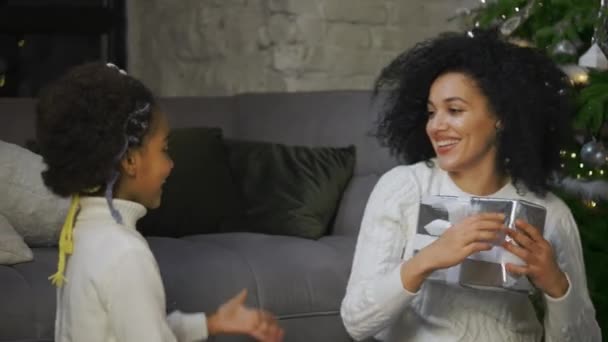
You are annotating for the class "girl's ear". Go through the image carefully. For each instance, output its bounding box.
[120,149,138,177]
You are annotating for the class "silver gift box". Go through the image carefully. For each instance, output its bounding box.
[405,195,546,293]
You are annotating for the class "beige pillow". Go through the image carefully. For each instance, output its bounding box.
[0,214,33,265]
[0,140,68,247]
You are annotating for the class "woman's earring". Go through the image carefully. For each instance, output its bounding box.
[495,120,503,131]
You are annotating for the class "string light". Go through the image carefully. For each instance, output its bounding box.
[571,153,577,159]
[583,200,598,208]
[589,170,594,176]
[579,163,585,168]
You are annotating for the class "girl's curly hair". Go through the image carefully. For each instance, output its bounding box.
[36,62,156,197]
[374,29,574,196]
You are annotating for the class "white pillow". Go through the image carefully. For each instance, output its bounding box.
[0,140,69,247]
[0,213,33,265]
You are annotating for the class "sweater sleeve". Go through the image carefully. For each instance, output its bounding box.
[340,167,421,341]
[167,311,208,342]
[543,209,601,342]
[101,248,209,342]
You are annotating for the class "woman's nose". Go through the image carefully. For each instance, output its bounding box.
[428,112,447,131]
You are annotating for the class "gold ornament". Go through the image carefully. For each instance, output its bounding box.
[559,64,590,85]
[508,37,534,47]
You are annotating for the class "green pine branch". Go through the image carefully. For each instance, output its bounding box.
[468,0,608,183]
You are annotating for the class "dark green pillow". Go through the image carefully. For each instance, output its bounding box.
[222,140,356,239]
[137,127,241,237]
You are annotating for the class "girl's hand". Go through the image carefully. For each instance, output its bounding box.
[402,213,505,292]
[502,219,569,298]
[208,289,284,342]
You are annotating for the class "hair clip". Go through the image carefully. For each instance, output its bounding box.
[106,62,127,75]
[125,102,151,147]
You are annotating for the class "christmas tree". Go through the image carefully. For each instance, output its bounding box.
[460,0,608,330]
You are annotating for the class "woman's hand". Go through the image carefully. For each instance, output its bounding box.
[208,289,284,342]
[401,212,505,292]
[421,212,505,269]
[502,219,569,298]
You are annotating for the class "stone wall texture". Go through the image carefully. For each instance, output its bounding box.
[128,0,477,96]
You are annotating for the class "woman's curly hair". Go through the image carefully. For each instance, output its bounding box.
[374,29,574,196]
[36,62,156,197]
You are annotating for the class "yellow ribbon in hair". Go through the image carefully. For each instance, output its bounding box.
[49,194,80,287]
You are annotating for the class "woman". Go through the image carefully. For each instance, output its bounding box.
[341,29,601,341]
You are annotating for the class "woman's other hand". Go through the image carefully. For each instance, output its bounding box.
[502,219,569,298]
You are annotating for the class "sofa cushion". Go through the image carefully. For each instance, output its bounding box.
[138,127,242,237]
[0,124,361,338]
[0,247,57,341]
[0,140,69,247]
[0,236,356,342]
[0,213,34,265]
[223,140,355,239]
[149,233,356,319]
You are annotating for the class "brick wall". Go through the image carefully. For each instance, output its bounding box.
[128,0,476,96]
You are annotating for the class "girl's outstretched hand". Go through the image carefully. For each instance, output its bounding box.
[208,289,284,342]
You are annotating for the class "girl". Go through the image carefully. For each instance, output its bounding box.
[36,62,283,342]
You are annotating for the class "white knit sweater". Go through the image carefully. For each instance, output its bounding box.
[54,197,207,342]
[341,161,601,342]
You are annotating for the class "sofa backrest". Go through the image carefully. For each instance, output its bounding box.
[229,91,396,176]
[157,91,397,175]
[0,91,398,237]
[160,91,397,236]
[0,96,236,146]
[0,98,37,148]
[2,91,396,173]
[160,96,236,136]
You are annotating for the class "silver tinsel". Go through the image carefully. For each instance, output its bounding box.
[556,177,608,201]
[499,0,536,36]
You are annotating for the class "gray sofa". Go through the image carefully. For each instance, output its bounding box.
[0,91,396,342]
